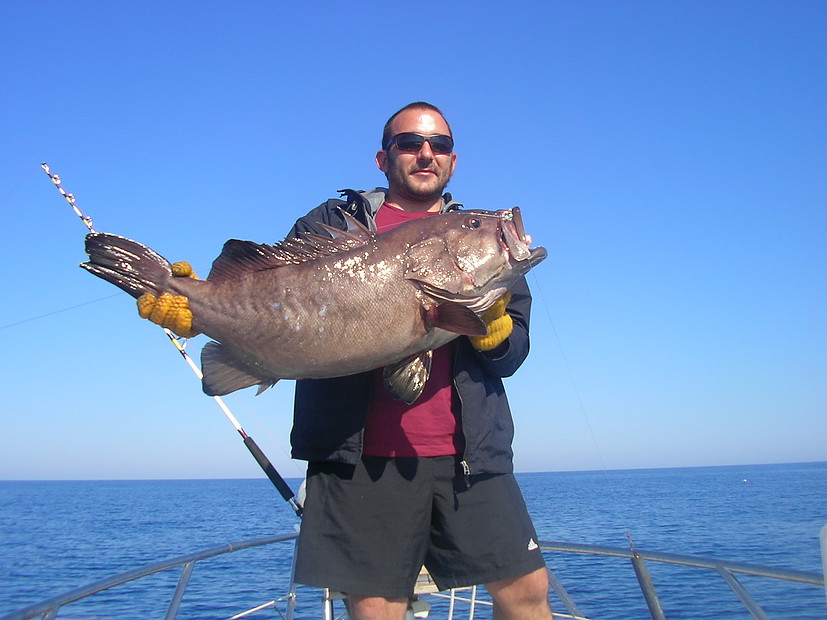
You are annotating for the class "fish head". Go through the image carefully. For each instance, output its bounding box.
[404,207,547,310]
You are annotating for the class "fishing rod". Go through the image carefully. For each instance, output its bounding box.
[41,163,302,518]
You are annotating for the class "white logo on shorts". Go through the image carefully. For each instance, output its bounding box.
[527,538,539,551]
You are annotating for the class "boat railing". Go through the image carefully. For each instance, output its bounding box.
[542,540,824,620]
[2,532,824,620]
[1,532,301,620]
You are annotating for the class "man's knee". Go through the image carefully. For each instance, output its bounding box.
[346,594,409,620]
[486,567,553,618]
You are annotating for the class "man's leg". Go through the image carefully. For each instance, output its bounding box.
[486,567,554,620]
[346,595,408,620]
[428,467,550,611]
[295,459,431,601]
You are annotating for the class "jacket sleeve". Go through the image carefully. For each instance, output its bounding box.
[470,276,533,378]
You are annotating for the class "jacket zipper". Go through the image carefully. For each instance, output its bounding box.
[453,340,472,488]
[460,459,471,489]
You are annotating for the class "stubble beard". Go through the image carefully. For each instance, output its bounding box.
[386,158,452,204]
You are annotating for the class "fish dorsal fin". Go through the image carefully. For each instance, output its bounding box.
[383,350,433,404]
[201,341,279,396]
[425,301,488,336]
[321,208,374,243]
[207,209,374,282]
[207,240,290,281]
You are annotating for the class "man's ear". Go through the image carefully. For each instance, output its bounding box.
[376,149,388,173]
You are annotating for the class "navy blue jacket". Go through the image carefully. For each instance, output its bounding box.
[285,189,534,475]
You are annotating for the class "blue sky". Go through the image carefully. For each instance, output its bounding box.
[1,1,824,480]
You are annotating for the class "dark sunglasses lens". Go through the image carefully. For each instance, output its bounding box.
[394,134,425,151]
[391,133,454,154]
[428,135,454,154]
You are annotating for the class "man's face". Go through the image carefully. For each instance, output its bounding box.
[377,108,457,204]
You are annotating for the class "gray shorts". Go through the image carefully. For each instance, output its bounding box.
[295,456,545,598]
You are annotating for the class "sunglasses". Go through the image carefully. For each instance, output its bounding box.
[384,132,454,155]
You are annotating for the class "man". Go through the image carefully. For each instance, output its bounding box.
[285,102,553,620]
[138,102,552,619]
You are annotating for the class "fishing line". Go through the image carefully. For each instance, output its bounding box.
[0,164,40,205]
[41,163,302,518]
[0,293,123,331]
[529,270,642,546]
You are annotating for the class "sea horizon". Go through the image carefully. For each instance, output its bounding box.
[3,458,824,482]
[2,462,825,618]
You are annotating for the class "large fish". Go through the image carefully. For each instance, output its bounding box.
[82,207,547,403]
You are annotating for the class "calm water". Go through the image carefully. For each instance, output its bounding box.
[1,462,825,619]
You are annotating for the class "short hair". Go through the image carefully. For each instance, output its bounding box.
[381,102,452,150]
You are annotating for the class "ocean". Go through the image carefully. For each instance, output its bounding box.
[1,462,825,619]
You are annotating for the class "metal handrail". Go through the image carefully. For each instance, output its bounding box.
[540,540,824,620]
[2,535,824,620]
[541,540,823,585]
[1,533,299,620]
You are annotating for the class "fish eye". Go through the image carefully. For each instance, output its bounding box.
[464,217,482,229]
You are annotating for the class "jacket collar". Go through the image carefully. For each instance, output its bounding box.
[339,187,463,218]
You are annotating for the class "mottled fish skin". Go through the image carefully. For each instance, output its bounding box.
[82,208,547,402]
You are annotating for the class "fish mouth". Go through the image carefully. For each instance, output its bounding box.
[499,207,547,269]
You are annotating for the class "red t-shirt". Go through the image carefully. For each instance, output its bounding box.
[361,203,464,457]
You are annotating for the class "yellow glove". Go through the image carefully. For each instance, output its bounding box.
[136,261,200,338]
[468,293,513,351]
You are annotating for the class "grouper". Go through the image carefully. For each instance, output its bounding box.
[81,207,547,403]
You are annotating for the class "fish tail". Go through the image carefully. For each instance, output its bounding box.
[81,232,173,299]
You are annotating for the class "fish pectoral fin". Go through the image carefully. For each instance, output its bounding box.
[201,341,279,396]
[383,351,433,405]
[426,302,488,336]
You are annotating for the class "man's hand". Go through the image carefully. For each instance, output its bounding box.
[136,261,200,338]
[469,292,513,351]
